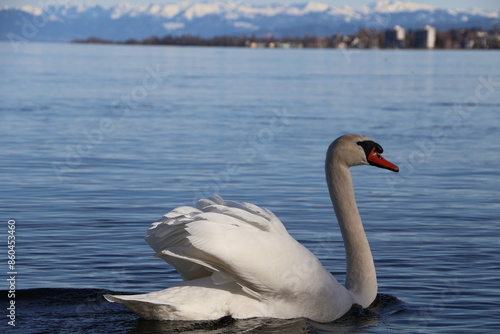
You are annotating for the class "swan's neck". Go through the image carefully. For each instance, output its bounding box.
[326,161,377,307]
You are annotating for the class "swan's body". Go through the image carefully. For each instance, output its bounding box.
[105,134,398,322]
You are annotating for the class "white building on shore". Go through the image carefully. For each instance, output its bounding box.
[385,25,405,48]
[415,25,436,49]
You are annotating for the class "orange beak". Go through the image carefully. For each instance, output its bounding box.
[367,147,399,172]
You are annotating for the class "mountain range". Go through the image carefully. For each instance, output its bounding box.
[1,1,499,42]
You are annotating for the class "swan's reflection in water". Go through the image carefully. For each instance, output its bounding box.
[129,294,405,333]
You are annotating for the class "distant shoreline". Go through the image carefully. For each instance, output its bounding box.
[72,28,500,50]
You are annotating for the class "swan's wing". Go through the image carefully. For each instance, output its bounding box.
[145,195,338,300]
[146,205,213,281]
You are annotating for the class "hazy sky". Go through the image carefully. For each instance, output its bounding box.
[1,0,498,11]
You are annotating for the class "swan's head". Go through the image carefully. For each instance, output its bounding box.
[327,134,399,172]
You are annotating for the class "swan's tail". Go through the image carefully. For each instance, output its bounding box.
[104,277,252,321]
[105,293,182,320]
[103,275,271,321]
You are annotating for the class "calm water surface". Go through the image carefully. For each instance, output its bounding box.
[0,42,499,333]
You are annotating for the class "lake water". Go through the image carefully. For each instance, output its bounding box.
[0,42,499,333]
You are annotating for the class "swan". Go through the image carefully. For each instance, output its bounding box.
[105,134,399,322]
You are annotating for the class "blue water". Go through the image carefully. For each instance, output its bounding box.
[0,42,499,333]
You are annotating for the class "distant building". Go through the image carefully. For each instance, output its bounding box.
[248,41,267,48]
[415,25,436,48]
[385,25,405,48]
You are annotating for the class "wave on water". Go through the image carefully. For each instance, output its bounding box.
[0,289,406,333]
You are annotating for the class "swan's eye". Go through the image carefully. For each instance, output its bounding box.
[357,140,383,157]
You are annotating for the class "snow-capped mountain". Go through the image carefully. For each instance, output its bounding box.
[1,1,498,42]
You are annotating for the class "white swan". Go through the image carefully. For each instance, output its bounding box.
[105,134,399,322]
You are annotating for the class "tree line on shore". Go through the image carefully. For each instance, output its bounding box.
[73,27,500,49]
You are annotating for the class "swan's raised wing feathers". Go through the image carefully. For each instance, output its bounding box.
[200,204,270,231]
[145,195,334,300]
